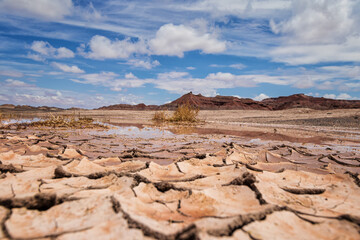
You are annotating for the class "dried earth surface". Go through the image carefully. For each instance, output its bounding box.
[0,110,359,239]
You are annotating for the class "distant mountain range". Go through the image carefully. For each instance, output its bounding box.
[0,104,63,112]
[2,93,360,112]
[98,92,360,111]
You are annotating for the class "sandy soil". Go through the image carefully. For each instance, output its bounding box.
[47,108,360,144]
[0,109,359,239]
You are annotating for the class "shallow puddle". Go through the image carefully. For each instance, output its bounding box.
[1,118,41,125]
[91,125,176,139]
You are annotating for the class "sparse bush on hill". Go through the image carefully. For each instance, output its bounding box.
[152,103,199,123]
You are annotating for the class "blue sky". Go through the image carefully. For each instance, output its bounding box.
[0,0,359,108]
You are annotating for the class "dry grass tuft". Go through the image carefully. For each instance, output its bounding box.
[29,114,107,129]
[152,103,199,123]
[152,110,168,122]
[170,104,199,122]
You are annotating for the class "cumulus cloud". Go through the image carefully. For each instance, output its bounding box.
[0,0,73,20]
[270,0,360,65]
[125,59,160,69]
[336,93,352,100]
[270,0,354,44]
[51,62,84,73]
[29,41,74,61]
[72,71,149,92]
[323,93,353,100]
[79,35,148,60]
[253,93,269,101]
[149,23,226,57]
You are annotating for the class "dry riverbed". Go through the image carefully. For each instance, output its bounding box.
[0,109,359,239]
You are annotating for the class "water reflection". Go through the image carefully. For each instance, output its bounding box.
[1,118,41,125]
[91,125,176,139]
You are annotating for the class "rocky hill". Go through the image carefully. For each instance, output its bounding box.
[97,92,360,111]
[163,92,269,110]
[261,94,360,110]
[0,104,63,112]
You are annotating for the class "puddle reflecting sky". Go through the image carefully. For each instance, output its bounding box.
[92,125,177,139]
[1,118,41,125]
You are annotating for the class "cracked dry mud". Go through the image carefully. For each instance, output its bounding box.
[0,127,359,240]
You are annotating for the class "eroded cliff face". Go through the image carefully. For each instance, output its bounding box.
[0,128,359,239]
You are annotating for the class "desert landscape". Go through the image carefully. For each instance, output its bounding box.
[1,1,360,239]
[0,93,359,240]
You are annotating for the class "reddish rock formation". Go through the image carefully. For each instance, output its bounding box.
[98,103,160,111]
[0,104,63,112]
[3,92,360,111]
[261,93,360,110]
[163,92,270,110]
[97,92,360,111]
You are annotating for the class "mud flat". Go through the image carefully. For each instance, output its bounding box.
[0,113,360,239]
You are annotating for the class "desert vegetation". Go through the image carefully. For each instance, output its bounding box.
[0,113,107,129]
[152,103,199,123]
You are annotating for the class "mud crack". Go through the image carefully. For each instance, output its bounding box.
[111,196,198,240]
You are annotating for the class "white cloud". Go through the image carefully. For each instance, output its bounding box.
[27,53,46,62]
[320,65,360,80]
[29,41,74,61]
[187,0,291,18]
[323,93,354,100]
[209,63,246,69]
[271,0,354,44]
[149,23,226,57]
[336,93,352,100]
[51,62,84,74]
[0,70,23,78]
[125,59,160,69]
[0,0,73,20]
[270,0,360,65]
[5,79,32,87]
[158,71,190,79]
[72,72,149,92]
[270,37,360,65]
[0,78,142,108]
[186,66,196,70]
[153,72,290,96]
[292,78,314,89]
[63,66,360,100]
[73,72,118,85]
[80,35,148,60]
[0,95,9,101]
[253,93,269,101]
[229,63,246,69]
[323,94,337,99]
